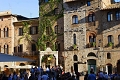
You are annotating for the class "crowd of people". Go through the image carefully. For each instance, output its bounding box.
[84,69,120,80]
[0,65,80,80]
[1,65,120,80]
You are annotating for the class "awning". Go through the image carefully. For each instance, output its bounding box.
[7,65,34,69]
[0,53,34,62]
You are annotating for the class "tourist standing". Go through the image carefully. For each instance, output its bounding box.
[88,71,96,80]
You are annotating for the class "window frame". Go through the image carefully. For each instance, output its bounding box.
[31,43,36,51]
[29,26,38,35]
[116,11,120,20]
[88,13,95,22]
[73,34,76,45]
[72,15,78,24]
[18,28,23,36]
[18,44,23,52]
[4,27,9,37]
[87,1,91,6]
[107,53,111,59]
[108,35,113,43]
[107,12,113,21]
[4,44,9,54]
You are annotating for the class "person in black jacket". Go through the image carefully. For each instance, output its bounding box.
[84,71,88,80]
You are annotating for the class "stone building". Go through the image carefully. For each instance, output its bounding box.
[0,0,120,75]
[0,11,30,71]
[62,0,120,74]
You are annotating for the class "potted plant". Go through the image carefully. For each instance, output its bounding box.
[72,44,78,50]
[108,42,113,47]
[90,42,96,47]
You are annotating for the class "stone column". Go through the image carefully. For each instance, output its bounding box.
[39,53,44,66]
[106,65,108,74]
[54,53,58,65]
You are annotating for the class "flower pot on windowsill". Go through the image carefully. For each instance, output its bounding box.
[90,42,96,47]
[108,42,113,47]
[72,44,78,50]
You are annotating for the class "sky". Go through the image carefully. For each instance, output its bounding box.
[0,0,119,18]
[0,0,39,18]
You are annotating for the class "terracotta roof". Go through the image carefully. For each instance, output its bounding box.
[101,3,120,10]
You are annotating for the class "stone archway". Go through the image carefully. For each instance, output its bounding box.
[39,47,58,69]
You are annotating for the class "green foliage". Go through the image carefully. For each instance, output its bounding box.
[41,54,54,63]
[38,0,63,51]
[73,44,77,49]
[92,42,96,47]
[18,21,31,44]
[89,42,96,47]
[108,42,113,47]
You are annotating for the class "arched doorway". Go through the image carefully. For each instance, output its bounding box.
[106,63,112,74]
[41,54,56,68]
[39,47,58,69]
[117,60,120,73]
[87,59,96,74]
[73,55,78,73]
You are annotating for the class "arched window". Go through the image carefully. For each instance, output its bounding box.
[72,15,78,24]
[88,12,95,22]
[116,11,120,20]
[89,35,96,43]
[87,52,96,57]
[73,55,78,61]
[118,35,120,43]
[4,27,9,37]
[89,33,96,47]
[107,53,111,59]
[73,34,76,45]
[107,12,113,21]
[4,44,9,54]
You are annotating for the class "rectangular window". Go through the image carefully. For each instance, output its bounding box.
[18,44,23,52]
[14,47,17,53]
[107,12,113,21]
[46,27,51,35]
[87,1,91,6]
[54,8,59,15]
[4,45,8,54]
[19,28,23,36]
[108,36,112,42]
[116,11,120,20]
[30,26,38,35]
[31,44,36,51]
